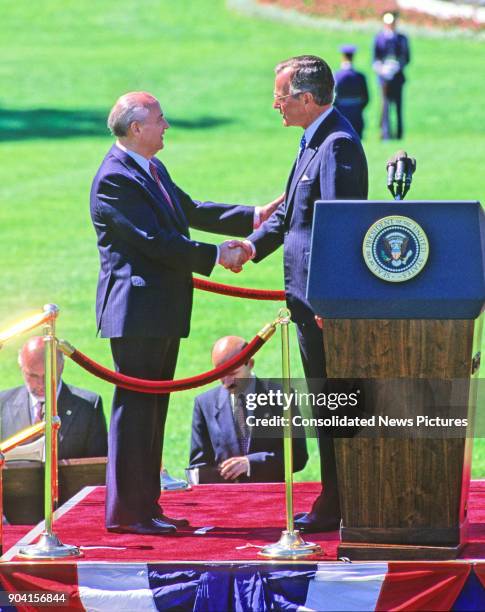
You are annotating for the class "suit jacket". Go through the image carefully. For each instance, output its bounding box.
[90,144,254,338]
[0,382,107,460]
[189,379,308,483]
[247,108,368,323]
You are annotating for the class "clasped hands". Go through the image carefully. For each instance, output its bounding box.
[219,240,253,273]
[218,192,285,273]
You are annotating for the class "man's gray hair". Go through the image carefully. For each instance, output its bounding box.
[107,92,157,137]
[275,55,334,106]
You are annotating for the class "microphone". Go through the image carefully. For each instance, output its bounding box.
[395,150,407,183]
[386,158,396,189]
[386,154,398,198]
[394,150,407,200]
[402,156,416,199]
[385,151,416,200]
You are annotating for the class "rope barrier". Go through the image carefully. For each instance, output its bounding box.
[193,277,285,301]
[58,318,279,394]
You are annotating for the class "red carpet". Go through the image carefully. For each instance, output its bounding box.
[2,525,32,555]
[3,481,485,562]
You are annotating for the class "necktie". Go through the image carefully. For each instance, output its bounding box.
[297,133,307,163]
[33,400,44,424]
[233,394,250,455]
[149,161,176,212]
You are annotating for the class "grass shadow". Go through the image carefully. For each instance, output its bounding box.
[0,108,235,141]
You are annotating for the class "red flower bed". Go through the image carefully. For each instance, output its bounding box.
[258,0,485,32]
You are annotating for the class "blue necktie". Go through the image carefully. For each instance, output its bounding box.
[298,134,307,163]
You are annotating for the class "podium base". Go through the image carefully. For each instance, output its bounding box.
[338,541,463,561]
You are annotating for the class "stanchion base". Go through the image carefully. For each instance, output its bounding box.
[18,531,82,559]
[258,530,322,559]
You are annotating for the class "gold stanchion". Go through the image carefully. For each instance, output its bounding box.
[18,304,81,559]
[0,452,4,556]
[259,308,322,559]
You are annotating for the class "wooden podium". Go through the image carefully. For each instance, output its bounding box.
[307,200,485,560]
[3,457,106,524]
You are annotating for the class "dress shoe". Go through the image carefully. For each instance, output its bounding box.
[156,514,189,527]
[107,518,176,535]
[294,511,341,533]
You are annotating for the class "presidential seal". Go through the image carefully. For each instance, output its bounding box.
[362,216,429,282]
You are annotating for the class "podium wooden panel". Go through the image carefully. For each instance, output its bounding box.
[324,319,477,560]
[3,457,106,524]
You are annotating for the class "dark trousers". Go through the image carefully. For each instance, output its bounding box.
[380,80,404,139]
[105,336,180,527]
[296,320,341,519]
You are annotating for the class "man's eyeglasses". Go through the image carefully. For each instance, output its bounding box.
[273,91,305,102]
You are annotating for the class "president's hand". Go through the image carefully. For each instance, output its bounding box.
[219,240,252,273]
[256,192,285,227]
[219,456,249,480]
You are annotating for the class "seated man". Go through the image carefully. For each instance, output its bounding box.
[188,335,308,483]
[0,336,107,459]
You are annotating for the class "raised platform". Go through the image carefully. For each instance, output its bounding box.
[2,482,485,610]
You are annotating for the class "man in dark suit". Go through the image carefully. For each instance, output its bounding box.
[334,44,369,139]
[233,56,368,532]
[91,91,283,535]
[373,11,410,140]
[188,336,308,483]
[0,336,107,459]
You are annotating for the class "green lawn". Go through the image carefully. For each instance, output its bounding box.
[0,0,484,481]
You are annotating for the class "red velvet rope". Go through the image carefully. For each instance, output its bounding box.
[67,335,265,394]
[193,277,285,301]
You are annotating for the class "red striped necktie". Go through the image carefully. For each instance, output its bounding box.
[149,161,176,213]
[33,400,45,424]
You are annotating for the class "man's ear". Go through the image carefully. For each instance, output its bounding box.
[130,121,142,136]
[302,91,314,106]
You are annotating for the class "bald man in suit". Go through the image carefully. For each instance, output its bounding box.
[0,336,107,459]
[189,336,308,483]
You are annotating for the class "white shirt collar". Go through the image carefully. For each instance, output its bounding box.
[229,373,256,409]
[303,106,334,147]
[116,141,152,175]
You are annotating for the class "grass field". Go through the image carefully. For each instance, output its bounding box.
[0,0,484,481]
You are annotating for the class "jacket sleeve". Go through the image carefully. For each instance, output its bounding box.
[247,436,308,476]
[189,398,216,469]
[174,184,255,237]
[320,136,368,200]
[246,450,278,476]
[93,173,218,276]
[246,203,286,263]
[84,395,108,457]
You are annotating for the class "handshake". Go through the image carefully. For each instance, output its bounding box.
[217,192,285,273]
[218,240,253,273]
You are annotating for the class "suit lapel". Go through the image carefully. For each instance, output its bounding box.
[110,145,187,232]
[56,382,76,440]
[285,109,340,221]
[285,146,318,219]
[5,388,32,435]
[155,163,189,229]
